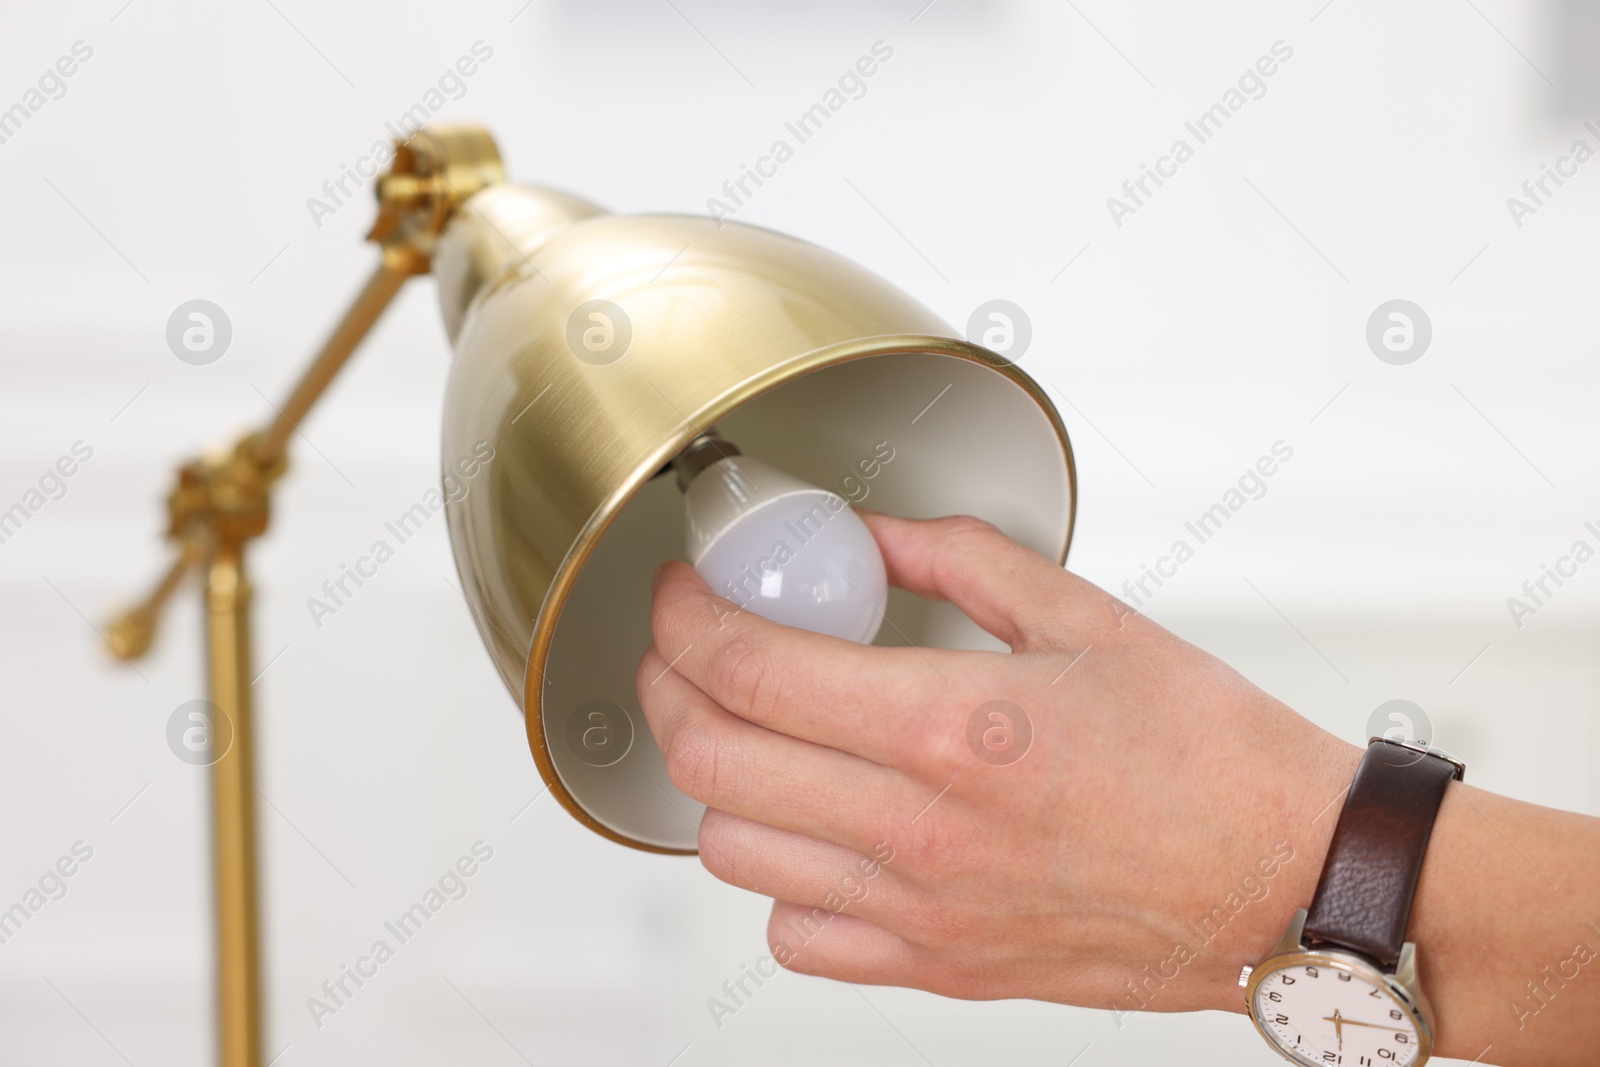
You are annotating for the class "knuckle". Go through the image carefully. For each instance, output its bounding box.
[648,580,675,641]
[708,633,780,718]
[944,516,1005,558]
[696,813,745,887]
[911,718,974,782]
[1060,581,1138,649]
[650,578,703,651]
[635,644,664,697]
[930,517,995,580]
[942,514,998,539]
[662,719,730,804]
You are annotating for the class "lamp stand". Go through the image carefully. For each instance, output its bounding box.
[105,126,504,1067]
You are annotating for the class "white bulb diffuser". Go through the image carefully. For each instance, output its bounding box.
[676,435,887,644]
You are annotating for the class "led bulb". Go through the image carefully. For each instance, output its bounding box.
[681,452,886,644]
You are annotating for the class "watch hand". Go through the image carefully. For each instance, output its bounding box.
[1323,1017,1396,1031]
[1325,1008,1343,1051]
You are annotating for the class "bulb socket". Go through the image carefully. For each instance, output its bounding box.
[671,430,741,493]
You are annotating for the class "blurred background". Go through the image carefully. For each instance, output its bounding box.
[2,0,1598,1063]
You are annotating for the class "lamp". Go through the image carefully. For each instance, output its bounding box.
[108,124,1076,1066]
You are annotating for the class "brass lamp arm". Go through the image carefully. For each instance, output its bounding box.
[105,534,206,659]
[250,245,426,469]
[103,248,424,659]
[105,125,504,660]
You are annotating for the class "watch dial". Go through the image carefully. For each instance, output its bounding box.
[1252,962,1420,1066]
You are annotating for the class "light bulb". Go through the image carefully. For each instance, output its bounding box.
[675,434,887,644]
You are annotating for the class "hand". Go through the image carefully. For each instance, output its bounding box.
[637,512,1600,1066]
[637,512,1357,1013]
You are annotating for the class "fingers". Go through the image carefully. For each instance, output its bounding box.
[767,900,922,985]
[697,808,910,919]
[638,645,924,856]
[648,560,962,768]
[860,512,1109,650]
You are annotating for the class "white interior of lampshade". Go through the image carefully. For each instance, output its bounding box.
[540,351,1073,851]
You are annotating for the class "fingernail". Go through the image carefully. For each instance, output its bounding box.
[653,560,671,590]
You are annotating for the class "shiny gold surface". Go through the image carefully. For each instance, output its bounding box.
[433,182,605,342]
[252,251,424,467]
[105,537,202,660]
[365,125,505,262]
[256,124,502,467]
[437,188,1077,851]
[206,543,262,1067]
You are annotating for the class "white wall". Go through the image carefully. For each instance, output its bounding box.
[1,1,1595,1064]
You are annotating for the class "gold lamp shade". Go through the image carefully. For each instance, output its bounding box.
[436,182,1078,853]
[100,124,1076,1065]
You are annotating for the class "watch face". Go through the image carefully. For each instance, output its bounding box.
[1250,958,1423,1066]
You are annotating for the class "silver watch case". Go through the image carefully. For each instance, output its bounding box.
[1239,908,1435,1066]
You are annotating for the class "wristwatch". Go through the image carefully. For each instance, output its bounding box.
[1240,736,1465,1066]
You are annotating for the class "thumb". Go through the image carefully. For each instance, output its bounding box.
[857,511,1100,651]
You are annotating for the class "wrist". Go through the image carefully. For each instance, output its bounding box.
[1194,724,1363,1015]
[1407,782,1501,1060]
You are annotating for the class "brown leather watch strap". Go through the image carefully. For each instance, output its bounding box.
[1303,739,1463,969]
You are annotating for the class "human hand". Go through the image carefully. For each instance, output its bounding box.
[636,512,1361,1015]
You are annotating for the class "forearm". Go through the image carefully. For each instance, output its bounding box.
[1412,782,1600,1065]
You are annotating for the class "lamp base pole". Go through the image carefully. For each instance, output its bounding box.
[207,541,262,1067]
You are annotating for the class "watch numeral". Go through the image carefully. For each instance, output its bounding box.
[1369,988,1384,998]
[1389,1009,1402,1021]
[1281,975,1297,985]
[1305,966,1320,978]
[1267,991,1282,1002]
[1378,1050,1396,1060]
[1395,1033,1409,1044]
[1323,1053,1338,1063]
[1336,970,1352,982]
[1274,1014,1289,1025]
